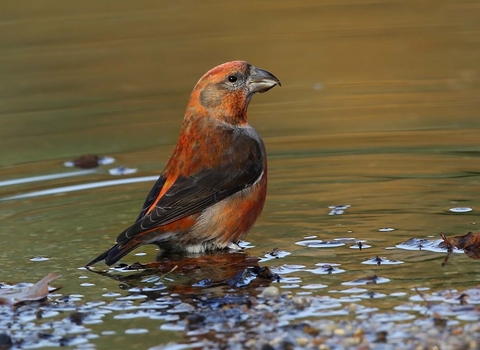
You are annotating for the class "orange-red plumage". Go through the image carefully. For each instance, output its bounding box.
[87,61,280,266]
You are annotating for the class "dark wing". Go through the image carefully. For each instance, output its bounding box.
[116,132,265,242]
[134,176,167,222]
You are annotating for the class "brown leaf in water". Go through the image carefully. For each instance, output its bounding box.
[70,154,100,168]
[0,273,61,306]
[440,232,480,267]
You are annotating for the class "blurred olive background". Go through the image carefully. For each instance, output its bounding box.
[1,1,480,348]
[2,0,479,167]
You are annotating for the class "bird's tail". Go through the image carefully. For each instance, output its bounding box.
[86,238,144,267]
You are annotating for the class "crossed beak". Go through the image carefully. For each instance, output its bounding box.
[247,66,281,94]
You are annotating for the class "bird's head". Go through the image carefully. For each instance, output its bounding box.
[186,61,281,125]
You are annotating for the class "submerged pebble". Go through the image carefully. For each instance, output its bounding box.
[262,286,280,298]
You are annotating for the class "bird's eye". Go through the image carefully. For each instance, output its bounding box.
[228,75,237,83]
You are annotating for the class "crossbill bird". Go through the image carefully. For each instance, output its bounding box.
[87,61,280,266]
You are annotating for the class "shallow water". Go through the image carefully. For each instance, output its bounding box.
[1,0,480,348]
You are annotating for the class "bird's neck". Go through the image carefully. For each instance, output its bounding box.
[185,107,248,126]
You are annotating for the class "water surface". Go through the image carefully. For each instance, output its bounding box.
[1,0,480,348]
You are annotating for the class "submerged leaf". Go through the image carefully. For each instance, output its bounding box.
[0,273,61,306]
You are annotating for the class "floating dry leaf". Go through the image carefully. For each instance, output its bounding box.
[0,273,61,306]
[65,154,100,168]
[440,231,480,267]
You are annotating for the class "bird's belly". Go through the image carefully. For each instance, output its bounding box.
[190,176,267,248]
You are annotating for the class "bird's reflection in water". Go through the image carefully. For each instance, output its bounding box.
[88,251,277,299]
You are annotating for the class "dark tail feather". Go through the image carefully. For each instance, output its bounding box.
[86,239,144,267]
[104,239,144,266]
[85,246,113,267]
